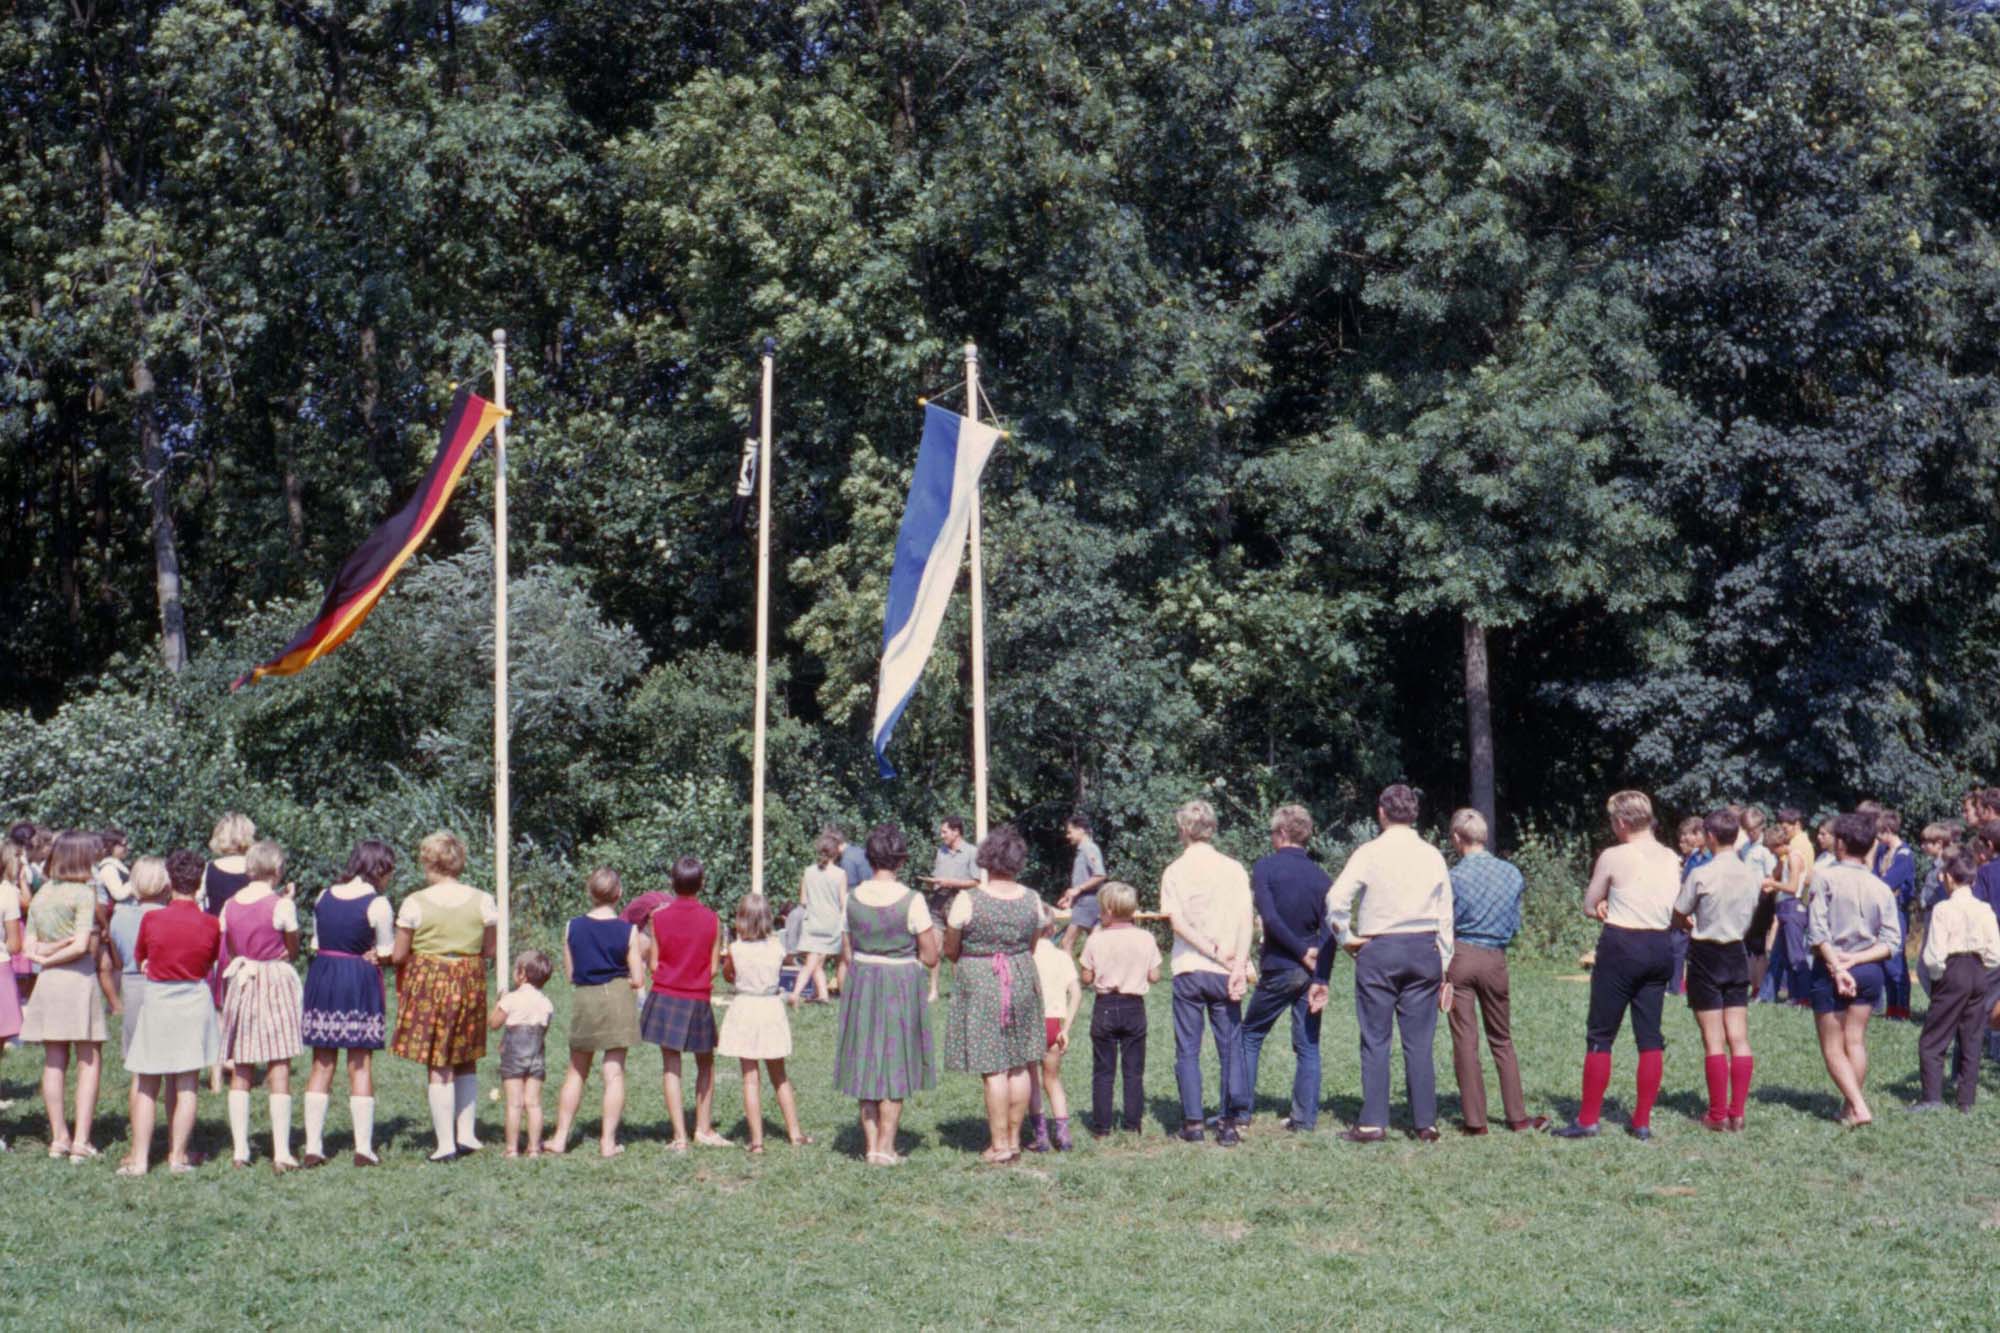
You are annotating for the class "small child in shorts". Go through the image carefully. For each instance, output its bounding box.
[489,950,555,1158]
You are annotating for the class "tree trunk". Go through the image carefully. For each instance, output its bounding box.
[1463,614,1495,835]
[133,351,187,672]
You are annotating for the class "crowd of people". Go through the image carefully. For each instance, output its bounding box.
[2,783,1997,1175]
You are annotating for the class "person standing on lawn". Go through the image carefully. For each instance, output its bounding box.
[1804,812,1902,1127]
[1058,815,1109,959]
[1239,803,1330,1134]
[1672,808,1762,1131]
[545,868,641,1158]
[1864,806,1916,1020]
[1159,800,1254,1145]
[1445,808,1545,1135]
[390,831,499,1162]
[121,850,222,1176]
[1311,784,1453,1144]
[788,829,849,1007]
[299,839,397,1168]
[634,856,729,1153]
[919,816,979,1003]
[1078,881,1161,1137]
[1912,851,2000,1112]
[1555,790,1681,1142]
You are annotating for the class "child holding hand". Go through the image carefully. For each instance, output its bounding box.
[490,950,555,1158]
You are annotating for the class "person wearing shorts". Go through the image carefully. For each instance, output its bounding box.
[1672,809,1762,1130]
[1058,815,1108,957]
[1803,811,1903,1127]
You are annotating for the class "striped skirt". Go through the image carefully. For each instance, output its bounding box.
[220,957,304,1064]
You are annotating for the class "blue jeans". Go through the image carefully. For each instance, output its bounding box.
[1239,966,1322,1128]
[1171,972,1244,1126]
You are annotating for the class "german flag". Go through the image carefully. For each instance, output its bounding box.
[234,388,506,689]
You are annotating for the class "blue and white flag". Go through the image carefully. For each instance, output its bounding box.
[872,404,1003,778]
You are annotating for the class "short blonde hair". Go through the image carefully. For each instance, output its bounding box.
[734,892,773,942]
[1450,808,1488,845]
[245,840,286,883]
[1176,800,1217,843]
[586,866,623,906]
[418,831,467,880]
[209,813,255,857]
[129,856,171,901]
[1605,790,1653,832]
[1099,881,1139,921]
[1269,804,1313,847]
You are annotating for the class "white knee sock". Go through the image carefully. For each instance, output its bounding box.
[427,1083,456,1158]
[453,1074,480,1149]
[350,1095,376,1159]
[302,1091,329,1157]
[270,1093,293,1163]
[227,1090,251,1162]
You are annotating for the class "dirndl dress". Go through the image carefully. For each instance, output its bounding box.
[941,888,1047,1076]
[832,887,935,1100]
[717,939,793,1061]
[218,894,303,1063]
[126,980,223,1075]
[300,889,387,1049]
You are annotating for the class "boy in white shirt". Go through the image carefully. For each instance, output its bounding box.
[489,950,555,1157]
[1025,922,1082,1152]
[1913,852,2000,1111]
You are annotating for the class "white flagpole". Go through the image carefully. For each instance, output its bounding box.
[493,328,511,972]
[965,341,989,843]
[751,337,774,899]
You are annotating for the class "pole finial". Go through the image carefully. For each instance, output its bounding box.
[493,328,506,346]
[964,341,978,362]
[762,335,777,358]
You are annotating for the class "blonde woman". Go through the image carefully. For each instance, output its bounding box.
[788,828,848,1005]
[201,812,255,1090]
[19,831,108,1160]
[391,832,498,1161]
[218,841,304,1171]
[102,857,169,1167]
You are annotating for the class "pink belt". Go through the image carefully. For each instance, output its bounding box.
[980,954,1016,1027]
[317,949,370,960]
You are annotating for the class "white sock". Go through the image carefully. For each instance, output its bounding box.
[270,1093,293,1163]
[427,1083,456,1158]
[228,1090,252,1162]
[350,1096,376,1159]
[302,1091,329,1157]
[453,1074,480,1149]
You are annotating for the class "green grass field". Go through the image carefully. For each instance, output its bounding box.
[5,950,1997,1328]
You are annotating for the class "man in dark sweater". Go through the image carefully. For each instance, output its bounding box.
[1238,803,1332,1133]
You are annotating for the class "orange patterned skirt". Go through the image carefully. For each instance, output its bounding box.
[391,953,487,1068]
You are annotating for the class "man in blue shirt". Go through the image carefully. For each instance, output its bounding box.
[1865,805,1917,1020]
[1058,815,1109,958]
[838,827,871,889]
[1239,804,1331,1133]
[1446,808,1546,1134]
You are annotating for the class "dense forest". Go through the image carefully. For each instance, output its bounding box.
[4,0,2000,908]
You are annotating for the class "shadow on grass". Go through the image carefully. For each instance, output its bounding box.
[1751,1083,1845,1119]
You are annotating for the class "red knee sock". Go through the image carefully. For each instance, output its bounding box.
[1579,1050,1613,1126]
[1633,1049,1664,1128]
[1702,1054,1728,1123]
[1728,1054,1753,1119]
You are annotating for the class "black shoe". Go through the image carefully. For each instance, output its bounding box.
[1176,1125,1205,1143]
[1339,1127,1387,1144]
[1089,1126,1113,1139]
[1215,1126,1242,1147]
[1281,1118,1314,1135]
[1507,1115,1550,1133]
[1552,1122,1600,1139]
[1626,1124,1653,1142]
[1414,1127,1441,1143]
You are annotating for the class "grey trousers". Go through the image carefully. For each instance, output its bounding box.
[1353,931,1442,1130]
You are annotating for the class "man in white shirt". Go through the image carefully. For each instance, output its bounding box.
[1310,783,1454,1143]
[1158,800,1253,1146]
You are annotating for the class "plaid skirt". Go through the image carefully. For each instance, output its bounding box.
[639,993,717,1053]
[392,953,487,1068]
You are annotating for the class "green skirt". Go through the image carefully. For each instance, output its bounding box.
[568,980,641,1052]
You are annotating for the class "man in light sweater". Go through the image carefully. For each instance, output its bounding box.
[1158,800,1253,1146]
[1311,783,1454,1143]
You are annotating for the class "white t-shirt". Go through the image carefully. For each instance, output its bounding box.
[1033,938,1080,1024]
[395,880,502,931]
[498,985,554,1028]
[229,882,301,934]
[851,879,933,935]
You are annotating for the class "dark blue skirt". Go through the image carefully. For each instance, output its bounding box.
[300,953,387,1049]
[639,993,717,1053]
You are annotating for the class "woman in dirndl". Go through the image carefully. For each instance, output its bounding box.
[391,831,498,1162]
[300,839,396,1166]
[218,840,304,1171]
[941,824,1049,1165]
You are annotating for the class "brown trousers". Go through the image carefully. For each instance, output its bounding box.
[1447,943,1527,1130]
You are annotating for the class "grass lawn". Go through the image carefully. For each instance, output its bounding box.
[4,945,1998,1328]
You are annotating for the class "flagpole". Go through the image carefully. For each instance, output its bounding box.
[751,337,774,899]
[493,328,511,973]
[965,341,989,844]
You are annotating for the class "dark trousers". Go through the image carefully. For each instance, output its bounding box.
[1239,966,1322,1129]
[1089,993,1148,1132]
[1171,972,1244,1125]
[1919,954,1988,1108]
[1447,943,1526,1130]
[1883,905,1912,1010]
[1353,932,1442,1130]
[1587,925,1671,1052]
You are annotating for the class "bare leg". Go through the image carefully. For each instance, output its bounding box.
[981,1071,1010,1157]
[307,1048,338,1095]
[1043,1049,1068,1119]
[693,1053,717,1139]
[1723,1008,1752,1058]
[876,1097,903,1159]
[835,957,848,997]
[767,1058,805,1142]
[1005,1066,1031,1154]
[790,953,826,1003]
[926,959,940,1003]
[72,1042,100,1152]
[599,1049,627,1155]
[503,1076,524,1155]
[524,1076,544,1155]
[1816,1011,1870,1123]
[351,1049,373,1096]
[547,1049,592,1152]
[127,1074,161,1173]
[662,1049,687,1145]
[1694,1008,1726,1057]
[167,1073,198,1166]
[859,1099,880,1158]
[1843,1007,1872,1114]
[41,1043,71,1151]
[741,1059,764,1148]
